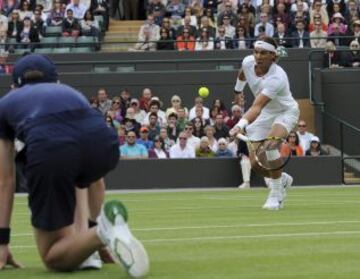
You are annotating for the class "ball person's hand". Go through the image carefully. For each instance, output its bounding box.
[0,245,24,270]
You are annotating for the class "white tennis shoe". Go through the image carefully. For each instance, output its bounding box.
[262,193,282,210]
[97,200,149,278]
[279,173,293,208]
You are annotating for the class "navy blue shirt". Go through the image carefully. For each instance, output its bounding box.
[0,83,99,142]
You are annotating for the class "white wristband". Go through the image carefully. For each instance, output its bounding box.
[234,79,246,93]
[236,118,249,130]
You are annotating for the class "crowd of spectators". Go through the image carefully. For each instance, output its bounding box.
[130,0,360,52]
[91,87,326,159]
[0,0,109,53]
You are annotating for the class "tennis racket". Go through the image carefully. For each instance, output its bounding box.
[236,133,291,171]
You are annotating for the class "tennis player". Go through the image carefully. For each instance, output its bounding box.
[230,37,300,210]
[0,54,149,276]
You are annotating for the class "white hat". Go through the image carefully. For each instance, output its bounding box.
[333,12,344,20]
[218,138,228,145]
[311,136,320,143]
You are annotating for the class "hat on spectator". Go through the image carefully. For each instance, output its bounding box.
[332,13,344,20]
[353,20,360,27]
[311,136,320,143]
[130,98,139,105]
[231,104,242,112]
[140,126,149,133]
[13,54,58,87]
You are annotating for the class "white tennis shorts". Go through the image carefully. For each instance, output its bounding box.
[246,107,300,141]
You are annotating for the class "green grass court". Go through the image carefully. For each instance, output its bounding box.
[4,186,360,279]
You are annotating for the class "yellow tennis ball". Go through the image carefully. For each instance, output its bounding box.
[198,87,209,98]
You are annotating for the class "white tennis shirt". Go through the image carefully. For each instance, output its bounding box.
[242,55,298,114]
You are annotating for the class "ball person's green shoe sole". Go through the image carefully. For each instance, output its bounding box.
[97,200,149,278]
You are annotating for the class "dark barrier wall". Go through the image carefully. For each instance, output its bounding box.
[0,49,321,104]
[313,69,360,155]
[104,156,342,189]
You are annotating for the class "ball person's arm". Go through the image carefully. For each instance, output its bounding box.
[0,139,22,269]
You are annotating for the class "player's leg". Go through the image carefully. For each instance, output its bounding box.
[262,123,293,209]
[34,225,103,271]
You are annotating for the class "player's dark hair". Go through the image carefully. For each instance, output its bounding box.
[261,36,278,49]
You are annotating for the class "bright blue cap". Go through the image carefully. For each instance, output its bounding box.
[12,54,58,87]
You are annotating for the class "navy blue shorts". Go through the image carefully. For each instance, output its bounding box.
[24,110,119,231]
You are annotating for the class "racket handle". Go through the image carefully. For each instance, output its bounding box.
[236,133,249,142]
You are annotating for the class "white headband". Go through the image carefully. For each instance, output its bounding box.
[254,41,276,53]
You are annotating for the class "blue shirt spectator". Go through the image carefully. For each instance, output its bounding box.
[120,131,148,159]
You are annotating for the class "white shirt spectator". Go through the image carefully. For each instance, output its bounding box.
[254,22,274,37]
[138,23,160,42]
[142,110,167,126]
[189,106,210,120]
[297,131,314,155]
[0,15,8,31]
[224,25,236,38]
[169,143,195,158]
[195,38,214,50]
[186,135,200,150]
[134,110,147,124]
[228,140,238,156]
[66,1,87,20]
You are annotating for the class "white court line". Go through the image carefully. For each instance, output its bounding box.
[12,220,360,237]
[142,230,360,244]
[10,230,360,249]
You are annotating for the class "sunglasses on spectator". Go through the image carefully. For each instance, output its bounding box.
[172,99,180,102]
[113,101,120,104]
[179,137,187,140]
[218,143,226,145]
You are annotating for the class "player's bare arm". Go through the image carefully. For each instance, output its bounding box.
[234,69,246,94]
[0,139,23,270]
[230,93,271,136]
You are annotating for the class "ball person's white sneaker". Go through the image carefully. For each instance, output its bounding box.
[79,251,102,270]
[97,200,149,278]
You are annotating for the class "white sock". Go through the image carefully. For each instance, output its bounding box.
[269,177,282,197]
[264,177,271,188]
[240,157,251,183]
[281,172,290,186]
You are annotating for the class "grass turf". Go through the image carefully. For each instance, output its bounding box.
[3,186,360,279]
